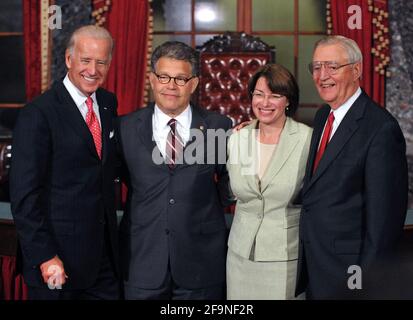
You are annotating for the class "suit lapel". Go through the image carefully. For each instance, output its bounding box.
[135,104,167,170]
[179,105,207,169]
[137,105,208,170]
[302,106,329,193]
[304,92,367,194]
[96,89,113,163]
[238,120,261,193]
[136,103,158,153]
[260,117,299,193]
[55,82,99,159]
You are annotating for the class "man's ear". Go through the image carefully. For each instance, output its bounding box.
[190,76,199,94]
[353,61,362,81]
[65,49,72,69]
[149,72,156,90]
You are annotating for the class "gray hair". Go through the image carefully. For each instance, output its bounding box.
[151,41,199,76]
[66,25,114,59]
[314,35,363,64]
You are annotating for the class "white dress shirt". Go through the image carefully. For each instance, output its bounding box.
[152,104,192,158]
[63,74,101,127]
[319,87,362,147]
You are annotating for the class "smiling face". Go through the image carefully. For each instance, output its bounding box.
[65,35,111,96]
[251,77,289,126]
[149,57,199,117]
[312,43,361,109]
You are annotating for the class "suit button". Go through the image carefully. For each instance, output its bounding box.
[99,218,105,224]
[257,215,263,219]
[169,198,175,205]
[165,229,170,235]
[257,195,263,200]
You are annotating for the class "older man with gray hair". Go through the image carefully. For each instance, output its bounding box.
[295,35,408,299]
[11,25,120,300]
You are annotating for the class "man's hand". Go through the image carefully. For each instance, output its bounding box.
[40,255,68,289]
[233,120,252,131]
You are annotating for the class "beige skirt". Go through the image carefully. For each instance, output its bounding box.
[226,248,305,300]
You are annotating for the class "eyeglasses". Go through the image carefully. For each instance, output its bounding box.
[153,72,195,86]
[308,61,356,75]
[251,91,285,103]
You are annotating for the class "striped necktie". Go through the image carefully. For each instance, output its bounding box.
[166,118,184,168]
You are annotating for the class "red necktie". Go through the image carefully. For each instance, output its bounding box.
[166,118,184,168]
[313,112,335,173]
[85,96,102,159]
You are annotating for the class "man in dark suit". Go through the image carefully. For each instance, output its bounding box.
[10,25,120,300]
[295,35,408,299]
[117,41,233,299]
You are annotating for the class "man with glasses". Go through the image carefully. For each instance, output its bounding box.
[295,35,408,299]
[117,41,233,299]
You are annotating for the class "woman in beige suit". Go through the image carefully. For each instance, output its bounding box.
[226,64,312,299]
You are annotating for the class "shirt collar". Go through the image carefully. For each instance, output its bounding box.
[331,87,362,123]
[153,104,192,130]
[63,74,97,107]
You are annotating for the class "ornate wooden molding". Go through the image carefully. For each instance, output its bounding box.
[196,32,275,58]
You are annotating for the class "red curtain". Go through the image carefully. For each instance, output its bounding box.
[101,0,150,115]
[329,0,389,106]
[1,256,28,300]
[23,0,42,102]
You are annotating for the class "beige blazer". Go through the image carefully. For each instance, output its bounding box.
[227,117,312,261]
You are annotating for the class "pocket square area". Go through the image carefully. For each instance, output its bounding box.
[109,130,114,138]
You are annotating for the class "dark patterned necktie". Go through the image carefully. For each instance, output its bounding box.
[166,118,184,168]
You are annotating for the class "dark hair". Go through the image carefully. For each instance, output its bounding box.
[151,41,199,76]
[248,63,299,117]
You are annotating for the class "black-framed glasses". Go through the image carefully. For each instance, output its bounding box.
[308,61,357,75]
[153,72,195,86]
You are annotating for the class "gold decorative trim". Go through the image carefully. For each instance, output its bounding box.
[369,0,390,77]
[145,1,154,106]
[92,0,112,26]
[40,0,51,92]
[326,0,333,35]
[327,0,390,77]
